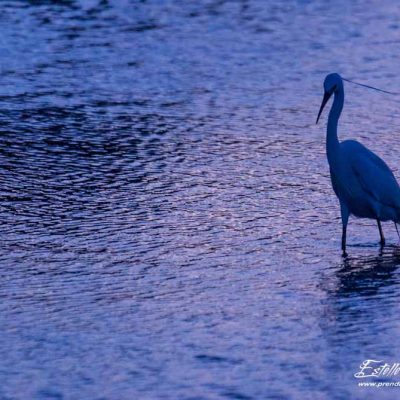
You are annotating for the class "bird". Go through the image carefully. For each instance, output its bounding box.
[316,73,400,256]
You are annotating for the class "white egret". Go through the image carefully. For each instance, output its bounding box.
[316,73,400,256]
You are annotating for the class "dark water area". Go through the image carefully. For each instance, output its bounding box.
[1,0,400,399]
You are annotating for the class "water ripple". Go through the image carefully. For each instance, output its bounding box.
[1,1,400,399]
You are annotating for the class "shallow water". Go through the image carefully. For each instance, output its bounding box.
[1,1,400,399]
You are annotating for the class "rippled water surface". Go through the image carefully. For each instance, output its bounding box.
[1,1,400,399]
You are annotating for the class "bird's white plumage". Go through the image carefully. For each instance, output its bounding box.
[332,140,400,221]
[318,72,400,253]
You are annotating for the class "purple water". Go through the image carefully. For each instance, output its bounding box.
[1,1,400,399]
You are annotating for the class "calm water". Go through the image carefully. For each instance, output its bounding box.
[1,1,400,399]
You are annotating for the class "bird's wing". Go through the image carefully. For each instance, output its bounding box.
[343,140,400,211]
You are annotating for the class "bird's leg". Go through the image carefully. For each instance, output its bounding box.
[341,223,348,257]
[395,223,400,241]
[340,203,349,257]
[377,219,385,246]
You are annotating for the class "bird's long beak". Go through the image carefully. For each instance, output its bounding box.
[316,91,333,124]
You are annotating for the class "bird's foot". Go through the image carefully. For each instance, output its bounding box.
[342,250,348,258]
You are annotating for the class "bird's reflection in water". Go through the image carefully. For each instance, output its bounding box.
[320,245,400,348]
[319,246,400,357]
[336,245,400,298]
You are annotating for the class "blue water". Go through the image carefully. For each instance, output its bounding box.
[1,1,400,399]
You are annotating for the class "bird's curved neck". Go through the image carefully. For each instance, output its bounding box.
[326,89,344,164]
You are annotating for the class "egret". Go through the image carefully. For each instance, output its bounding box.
[316,73,400,256]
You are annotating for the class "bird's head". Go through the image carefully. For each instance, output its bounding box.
[316,73,343,124]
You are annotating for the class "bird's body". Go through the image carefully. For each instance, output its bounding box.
[330,140,400,221]
[317,73,400,255]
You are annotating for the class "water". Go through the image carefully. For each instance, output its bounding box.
[1,1,400,399]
